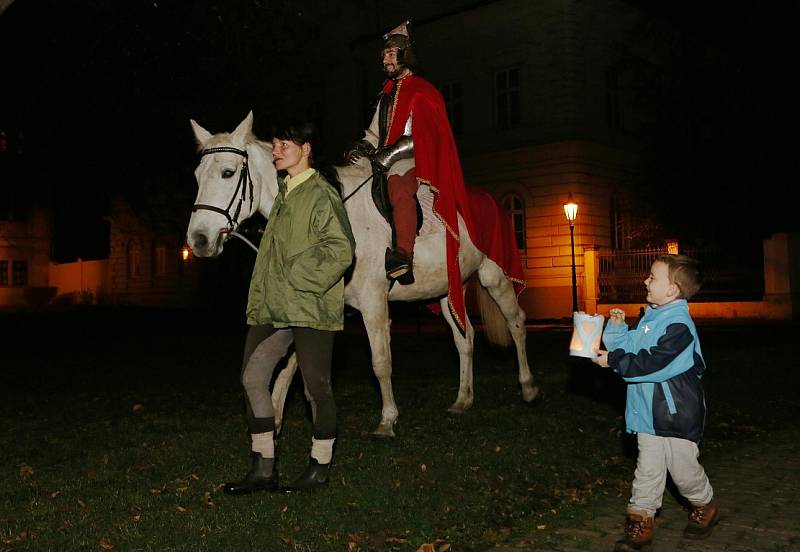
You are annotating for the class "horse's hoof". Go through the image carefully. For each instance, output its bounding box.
[447,402,471,414]
[370,423,396,439]
[524,387,544,406]
[522,385,541,403]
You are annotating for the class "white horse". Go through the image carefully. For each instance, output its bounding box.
[187,112,539,437]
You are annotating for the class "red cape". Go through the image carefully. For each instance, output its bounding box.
[384,75,475,333]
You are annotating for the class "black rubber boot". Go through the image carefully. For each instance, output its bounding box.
[223,452,279,495]
[283,458,330,493]
[385,247,414,285]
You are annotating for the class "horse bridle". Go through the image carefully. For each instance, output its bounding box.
[192,146,254,232]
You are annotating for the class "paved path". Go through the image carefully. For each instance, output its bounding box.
[487,428,800,551]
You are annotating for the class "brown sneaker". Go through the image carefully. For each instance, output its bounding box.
[614,513,654,551]
[683,498,719,539]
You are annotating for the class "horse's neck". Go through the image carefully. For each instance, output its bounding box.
[248,140,279,218]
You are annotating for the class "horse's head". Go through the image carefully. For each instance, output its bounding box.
[187,111,278,257]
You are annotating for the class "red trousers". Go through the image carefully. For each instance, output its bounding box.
[388,168,419,255]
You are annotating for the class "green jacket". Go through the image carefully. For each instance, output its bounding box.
[246,171,355,330]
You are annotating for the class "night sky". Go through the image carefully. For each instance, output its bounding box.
[1,1,798,262]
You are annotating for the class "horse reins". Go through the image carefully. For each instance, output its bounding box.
[192,146,254,231]
[343,173,374,203]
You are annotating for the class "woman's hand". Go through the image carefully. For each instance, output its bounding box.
[592,350,610,368]
[609,308,625,325]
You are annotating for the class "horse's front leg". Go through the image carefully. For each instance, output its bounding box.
[361,300,398,438]
[439,295,476,413]
[271,353,299,435]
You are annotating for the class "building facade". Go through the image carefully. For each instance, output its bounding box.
[329,0,645,317]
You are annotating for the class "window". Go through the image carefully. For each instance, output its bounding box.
[0,260,8,286]
[128,241,142,279]
[12,260,28,286]
[495,67,520,128]
[155,245,167,276]
[610,193,627,249]
[441,82,463,135]
[502,194,526,251]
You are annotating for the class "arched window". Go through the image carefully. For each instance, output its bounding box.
[127,240,142,279]
[153,238,168,277]
[502,194,526,251]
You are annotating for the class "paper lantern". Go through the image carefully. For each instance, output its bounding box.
[569,312,605,358]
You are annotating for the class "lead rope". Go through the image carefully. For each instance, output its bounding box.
[230,231,259,253]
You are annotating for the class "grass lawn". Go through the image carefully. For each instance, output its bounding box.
[1,308,797,551]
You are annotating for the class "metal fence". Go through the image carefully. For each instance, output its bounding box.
[598,244,764,303]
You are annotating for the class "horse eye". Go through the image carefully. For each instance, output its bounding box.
[222,168,236,179]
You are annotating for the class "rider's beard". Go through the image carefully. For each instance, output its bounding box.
[383,63,404,79]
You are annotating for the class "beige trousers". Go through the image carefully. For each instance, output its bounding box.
[629,432,714,516]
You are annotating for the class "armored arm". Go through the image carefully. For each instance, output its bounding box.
[372,135,414,172]
[345,139,376,165]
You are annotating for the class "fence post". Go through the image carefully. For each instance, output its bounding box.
[763,232,798,320]
[583,245,600,314]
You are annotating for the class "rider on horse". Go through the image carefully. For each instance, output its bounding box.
[347,20,475,332]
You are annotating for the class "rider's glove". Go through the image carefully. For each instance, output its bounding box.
[345,140,376,165]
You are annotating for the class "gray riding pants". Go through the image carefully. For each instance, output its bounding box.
[241,324,337,439]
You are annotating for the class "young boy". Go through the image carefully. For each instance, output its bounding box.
[593,254,718,551]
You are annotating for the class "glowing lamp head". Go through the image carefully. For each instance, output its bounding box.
[563,193,578,225]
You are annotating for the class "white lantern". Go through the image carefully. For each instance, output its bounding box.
[569,312,605,358]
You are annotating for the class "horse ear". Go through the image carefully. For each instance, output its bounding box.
[190,119,212,146]
[231,111,254,146]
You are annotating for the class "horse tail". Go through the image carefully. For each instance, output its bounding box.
[477,283,512,347]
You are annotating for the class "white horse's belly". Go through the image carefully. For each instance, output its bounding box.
[387,219,483,302]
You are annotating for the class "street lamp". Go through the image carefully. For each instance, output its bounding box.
[563,193,578,313]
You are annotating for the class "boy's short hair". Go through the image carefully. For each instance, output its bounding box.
[656,254,702,300]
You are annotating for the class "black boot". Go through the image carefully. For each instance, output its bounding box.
[283,458,330,493]
[385,248,414,285]
[223,452,279,495]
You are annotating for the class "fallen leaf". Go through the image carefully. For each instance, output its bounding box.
[99,537,114,549]
[100,454,109,465]
[537,524,547,530]
[437,544,451,552]
[77,498,88,509]
[176,486,189,494]
[51,490,61,498]
[420,464,427,472]
[132,403,144,412]
[385,536,407,543]
[19,463,34,478]
[132,514,142,522]
[176,506,187,513]
[494,445,501,452]
[1,531,29,545]
[416,544,435,552]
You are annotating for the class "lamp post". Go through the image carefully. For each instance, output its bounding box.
[563,193,578,313]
